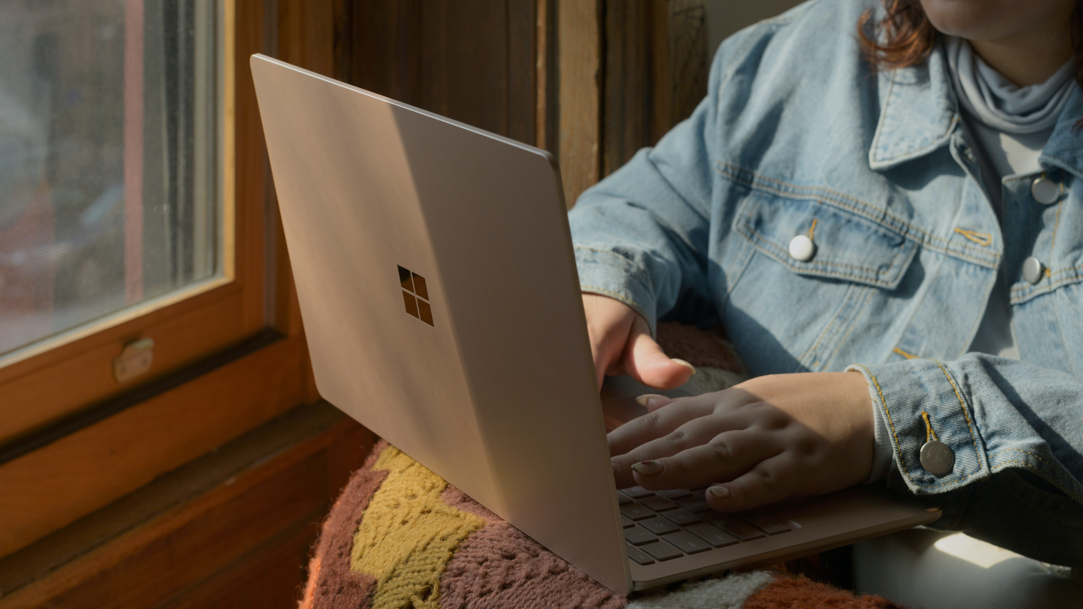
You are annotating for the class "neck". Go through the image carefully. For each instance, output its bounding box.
[969,31,1073,87]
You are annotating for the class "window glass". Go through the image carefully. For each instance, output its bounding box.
[0,0,221,356]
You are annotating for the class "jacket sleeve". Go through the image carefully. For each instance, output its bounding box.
[850,355,1083,567]
[567,28,750,334]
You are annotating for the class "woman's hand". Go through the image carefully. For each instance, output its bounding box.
[583,293,695,390]
[609,372,874,512]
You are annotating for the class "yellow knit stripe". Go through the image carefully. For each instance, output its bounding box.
[351,446,486,609]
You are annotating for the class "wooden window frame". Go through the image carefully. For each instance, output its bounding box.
[0,1,263,446]
[0,0,332,561]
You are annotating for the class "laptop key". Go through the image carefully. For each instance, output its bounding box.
[617,492,633,505]
[621,515,636,528]
[676,496,712,512]
[743,513,792,535]
[620,503,655,520]
[661,507,702,527]
[657,489,692,499]
[686,522,739,548]
[625,544,655,565]
[622,486,654,499]
[703,513,765,541]
[640,541,683,561]
[662,531,712,555]
[624,527,659,546]
[639,495,678,512]
[638,516,680,536]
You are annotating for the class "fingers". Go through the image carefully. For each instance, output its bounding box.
[624,430,781,490]
[581,293,695,391]
[621,316,695,390]
[607,398,711,458]
[582,294,635,389]
[635,394,674,413]
[704,454,801,513]
[581,294,645,389]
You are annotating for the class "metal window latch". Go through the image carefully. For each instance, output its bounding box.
[113,338,155,383]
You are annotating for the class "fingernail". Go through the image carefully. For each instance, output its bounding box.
[631,460,663,476]
[708,485,730,498]
[635,394,668,409]
[612,461,618,476]
[672,359,696,376]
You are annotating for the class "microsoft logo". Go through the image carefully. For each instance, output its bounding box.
[399,266,433,326]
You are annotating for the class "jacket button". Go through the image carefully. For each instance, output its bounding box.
[1031,176,1062,204]
[788,235,816,262]
[1022,256,1044,284]
[920,440,954,477]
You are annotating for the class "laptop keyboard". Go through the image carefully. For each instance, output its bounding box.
[617,486,794,565]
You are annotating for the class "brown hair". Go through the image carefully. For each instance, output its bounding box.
[857,0,1083,88]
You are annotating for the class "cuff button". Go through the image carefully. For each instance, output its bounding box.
[920,440,955,477]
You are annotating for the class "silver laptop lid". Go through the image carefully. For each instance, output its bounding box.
[250,55,630,594]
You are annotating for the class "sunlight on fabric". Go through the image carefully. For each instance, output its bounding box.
[933,533,1018,568]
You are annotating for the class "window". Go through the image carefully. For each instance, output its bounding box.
[0,0,319,561]
[0,0,269,448]
[0,0,223,357]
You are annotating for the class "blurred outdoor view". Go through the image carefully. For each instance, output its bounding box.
[0,0,221,357]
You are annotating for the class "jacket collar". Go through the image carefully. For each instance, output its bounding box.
[868,41,959,171]
[1040,85,1083,179]
[868,40,1083,178]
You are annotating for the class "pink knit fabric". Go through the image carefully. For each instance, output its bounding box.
[299,445,388,609]
[654,322,745,374]
[439,522,624,609]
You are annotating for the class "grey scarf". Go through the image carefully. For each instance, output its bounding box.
[944,36,1074,134]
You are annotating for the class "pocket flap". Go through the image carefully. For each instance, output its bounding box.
[735,195,918,290]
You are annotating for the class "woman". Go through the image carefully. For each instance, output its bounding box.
[570,0,1083,568]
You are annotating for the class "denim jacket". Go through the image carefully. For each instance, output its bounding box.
[569,0,1083,566]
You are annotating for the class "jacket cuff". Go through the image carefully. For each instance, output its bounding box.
[865,396,894,484]
[574,246,658,336]
[847,360,990,495]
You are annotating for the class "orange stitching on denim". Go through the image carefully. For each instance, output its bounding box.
[921,411,939,442]
[807,218,818,240]
[989,448,1082,502]
[934,360,984,470]
[1014,264,1083,282]
[953,228,992,247]
[718,161,994,261]
[893,347,917,359]
[1049,201,1063,260]
[1009,266,1083,301]
[852,365,914,483]
[857,364,996,492]
[717,163,1000,265]
[744,226,905,278]
[990,460,1080,502]
[991,448,1044,461]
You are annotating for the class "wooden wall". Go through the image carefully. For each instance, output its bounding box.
[338,0,543,148]
[334,0,708,208]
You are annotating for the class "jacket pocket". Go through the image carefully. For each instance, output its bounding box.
[724,192,920,374]
[734,193,919,290]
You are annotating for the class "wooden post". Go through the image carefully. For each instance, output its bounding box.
[557,0,602,209]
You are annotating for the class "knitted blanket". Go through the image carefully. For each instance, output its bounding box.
[299,323,909,609]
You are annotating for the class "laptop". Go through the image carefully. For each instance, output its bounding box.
[250,54,940,595]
